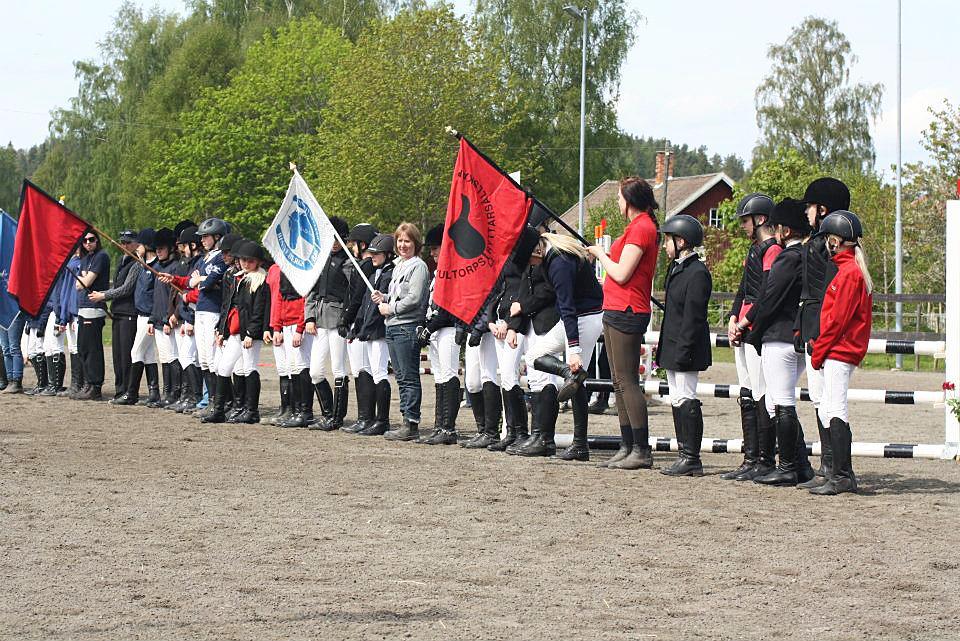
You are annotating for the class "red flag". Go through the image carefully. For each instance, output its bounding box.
[8,181,90,317]
[434,138,532,324]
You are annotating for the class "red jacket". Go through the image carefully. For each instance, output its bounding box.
[267,264,305,332]
[811,249,872,369]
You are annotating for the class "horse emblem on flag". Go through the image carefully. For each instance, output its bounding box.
[275,194,322,271]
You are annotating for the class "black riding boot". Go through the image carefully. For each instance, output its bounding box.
[163,362,182,408]
[279,374,303,428]
[64,353,84,398]
[200,375,230,423]
[489,385,527,451]
[194,370,216,418]
[721,392,759,479]
[112,362,144,405]
[463,382,501,448]
[227,375,250,423]
[344,372,374,432]
[282,369,313,428]
[269,376,292,425]
[810,418,858,495]
[460,388,486,447]
[153,363,171,407]
[795,422,815,483]
[735,396,775,481]
[508,391,540,455]
[556,386,590,461]
[799,414,833,489]
[662,399,704,476]
[0,355,6,390]
[41,353,65,395]
[309,379,333,429]
[423,378,460,445]
[362,380,394,436]
[532,354,587,403]
[234,371,261,424]
[754,405,800,486]
[588,392,609,414]
[418,382,446,444]
[517,385,558,457]
[167,364,188,411]
[179,365,204,414]
[142,363,161,407]
[25,354,48,396]
[661,405,685,474]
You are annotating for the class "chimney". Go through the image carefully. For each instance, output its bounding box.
[655,151,665,184]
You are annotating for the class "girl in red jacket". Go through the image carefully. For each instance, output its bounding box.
[809,211,872,495]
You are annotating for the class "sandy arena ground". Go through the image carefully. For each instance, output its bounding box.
[2,356,959,640]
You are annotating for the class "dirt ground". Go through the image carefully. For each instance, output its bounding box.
[3,355,959,640]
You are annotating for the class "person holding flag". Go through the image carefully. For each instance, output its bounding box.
[73,231,111,401]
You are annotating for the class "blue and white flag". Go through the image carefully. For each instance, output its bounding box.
[0,210,19,329]
[262,169,339,297]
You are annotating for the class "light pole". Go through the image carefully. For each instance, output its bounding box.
[895,0,904,368]
[564,5,588,236]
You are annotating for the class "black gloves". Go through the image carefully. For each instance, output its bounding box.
[415,325,432,348]
[467,329,482,347]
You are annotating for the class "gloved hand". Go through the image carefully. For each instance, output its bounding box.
[454,325,467,346]
[793,333,805,354]
[415,325,432,348]
[467,329,482,347]
[337,323,349,338]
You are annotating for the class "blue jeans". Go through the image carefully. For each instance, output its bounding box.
[0,313,26,380]
[386,321,422,423]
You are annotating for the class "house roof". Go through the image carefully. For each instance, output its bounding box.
[559,172,735,229]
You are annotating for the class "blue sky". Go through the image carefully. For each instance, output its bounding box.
[1,0,956,176]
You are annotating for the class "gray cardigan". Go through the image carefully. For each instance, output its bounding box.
[384,257,429,327]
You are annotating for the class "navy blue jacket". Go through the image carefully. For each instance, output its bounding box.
[354,262,394,341]
[149,256,180,328]
[174,255,200,325]
[543,249,603,348]
[134,257,158,316]
[196,250,227,313]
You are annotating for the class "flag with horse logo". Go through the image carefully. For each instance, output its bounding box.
[262,169,339,297]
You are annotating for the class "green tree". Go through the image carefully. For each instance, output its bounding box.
[310,6,537,232]
[0,144,20,214]
[754,16,883,172]
[472,0,636,211]
[143,17,351,237]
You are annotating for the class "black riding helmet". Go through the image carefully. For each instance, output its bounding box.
[425,223,444,248]
[177,225,200,245]
[511,225,541,267]
[802,177,850,216]
[232,240,266,262]
[769,198,811,235]
[154,227,177,251]
[368,233,395,255]
[820,210,863,242]
[197,217,228,238]
[661,214,704,248]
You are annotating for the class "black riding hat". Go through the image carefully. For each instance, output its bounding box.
[803,177,850,213]
[347,223,378,246]
[820,210,863,242]
[232,240,266,262]
[769,198,811,235]
[511,225,542,267]
[368,233,395,254]
[425,223,444,247]
[661,214,704,247]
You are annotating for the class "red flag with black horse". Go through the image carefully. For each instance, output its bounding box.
[433,136,532,324]
[7,181,90,317]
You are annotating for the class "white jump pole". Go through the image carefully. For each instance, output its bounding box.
[944,200,959,459]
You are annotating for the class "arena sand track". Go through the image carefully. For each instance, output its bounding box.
[2,359,959,640]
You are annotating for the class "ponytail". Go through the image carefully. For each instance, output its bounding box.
[854,245,873,295]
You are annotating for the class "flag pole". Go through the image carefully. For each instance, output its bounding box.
[63,262,115,321]
[288,163,376,296]
[443,128,665,312]
[86,223,184,294]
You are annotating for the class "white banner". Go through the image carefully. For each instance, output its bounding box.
[262,169,337,297]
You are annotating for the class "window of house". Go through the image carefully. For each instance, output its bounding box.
[708,207,722,228]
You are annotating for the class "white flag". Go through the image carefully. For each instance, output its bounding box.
[262,169,337,297]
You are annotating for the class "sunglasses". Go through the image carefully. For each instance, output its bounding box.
[82,237,98,243]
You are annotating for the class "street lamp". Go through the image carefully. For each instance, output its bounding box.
[564,5,588,236]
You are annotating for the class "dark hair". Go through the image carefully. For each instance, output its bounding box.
[619,176,660,233]
[79,231,101,257]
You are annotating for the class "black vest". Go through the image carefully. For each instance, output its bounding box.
[110,256,137,317]
[797,233,839,341]
[316,249,350,304]
[743,238,779,303]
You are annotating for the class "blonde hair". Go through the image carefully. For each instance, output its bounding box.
[827,234,873,294]
[242,267,267,293]
[540,232,587,261]
[394,222,423,254]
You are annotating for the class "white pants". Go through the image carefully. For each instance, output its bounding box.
[364,338,390,384]
[275,325,309,376]
[524,313,603,392]
[310,327,347,382]
[130,315,157,365]
[216,335,261,377]
[818,359,856,423]
[761,341,805,417]
[523,327,559,391]
[63,320,78,355]
[347,339,369,376]
[805,351,824,410]
[733,343,765,400]
[495,331,526,389]
[194,311,220,371]
[465,333,498,393]
[273,342,291,377]
[154,326,178,364]
[26,327,44,358]
[428,326,459,384]
[43,315,65,356]
[666,369,699,406]
[176,327,198,369]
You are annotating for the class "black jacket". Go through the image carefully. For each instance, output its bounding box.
[730,237,779,319]
[796,233,838,342]
[110,255,137,317]
[745,242,803,349]
[425,275,456,333]
[655,256,712,372]
[305,248,350,324]
[343,256,376,333]
[173,255,200,325]
[217,271,269,340]
[354,262,394,341]
[486,261,523,324]
[510,263,559,336]
[149,256,180,328]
